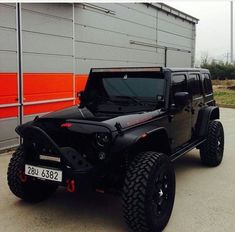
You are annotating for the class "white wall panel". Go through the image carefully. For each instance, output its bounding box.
[167,50,191,67]
[22,3,73,73]
[22,11,73,37]
[23,54,73,72]
[0,3,18,150]
[0,52,17,72]
[22,32,73,56]
[74,5,156,41]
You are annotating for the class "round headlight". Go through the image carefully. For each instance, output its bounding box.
[95,132,111,147]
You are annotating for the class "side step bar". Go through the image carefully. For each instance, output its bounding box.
[170,139,206,162]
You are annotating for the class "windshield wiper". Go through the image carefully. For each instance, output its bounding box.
[115,96,144,106]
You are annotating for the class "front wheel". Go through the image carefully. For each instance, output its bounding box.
[122,151,175,232]
[7,146,58,202]
[200,120,224,167]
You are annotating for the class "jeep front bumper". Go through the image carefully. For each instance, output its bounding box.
[17,125,94,192]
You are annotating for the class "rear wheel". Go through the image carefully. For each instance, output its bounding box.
[122,151,175,232]
[7,146,58,202]
[200,120,224,167]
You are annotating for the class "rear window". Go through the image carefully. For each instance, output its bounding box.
[203,73,213,94]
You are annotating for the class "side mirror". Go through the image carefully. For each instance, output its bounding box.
[77,91,84,100]
[174,92,189,107]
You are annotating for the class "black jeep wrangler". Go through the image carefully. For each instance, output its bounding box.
[8,67,224,232]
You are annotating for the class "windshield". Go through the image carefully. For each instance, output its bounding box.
[102,76,164,98]
[83,71,165,111]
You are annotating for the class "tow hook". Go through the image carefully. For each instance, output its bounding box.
[19,170,27,183]
[66,179,76,192]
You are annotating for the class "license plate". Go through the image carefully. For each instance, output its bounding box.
[25,164,62,182]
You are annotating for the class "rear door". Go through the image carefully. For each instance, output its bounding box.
[187,73,204,133]
[201,73,214,106]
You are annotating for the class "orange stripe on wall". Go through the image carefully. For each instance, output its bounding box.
[75,74,88,104]
[75,74,88,92]
[24,101,73,115]
[0,73,18,105]
[0,73,89,118]
[24,73,74,102]
[0,107,18,119]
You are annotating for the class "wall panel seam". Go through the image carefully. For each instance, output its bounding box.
[22,29,73,39]
[75,23,157,43]
[75,40,165,54]
[21,8,73,22]
[75,57,164,64]
[23,51,73,57]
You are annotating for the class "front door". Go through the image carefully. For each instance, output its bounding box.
[169,73,192,151]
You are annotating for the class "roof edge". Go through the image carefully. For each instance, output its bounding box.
[145,3,199,24]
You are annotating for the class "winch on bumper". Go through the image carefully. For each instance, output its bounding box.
[17,125,94,192]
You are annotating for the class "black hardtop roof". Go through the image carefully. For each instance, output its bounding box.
[164,67,209,73]
[91,67,209,73]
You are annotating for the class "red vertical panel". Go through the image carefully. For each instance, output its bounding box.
[0,73,18,118]
[23,73,74,115]
[0,73,18,104]
[24,73,73,102]
[24,101,73,115]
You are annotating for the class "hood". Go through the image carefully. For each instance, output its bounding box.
[37,105,163,132]
[67,109,163,132]
[42,105,95,120]
[102,109,161,130]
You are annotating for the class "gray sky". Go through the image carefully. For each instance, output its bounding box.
[167,1,231,63]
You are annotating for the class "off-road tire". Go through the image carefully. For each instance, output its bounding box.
[200,120,224,167]
[122,151,175,232]
[7,146,58,202]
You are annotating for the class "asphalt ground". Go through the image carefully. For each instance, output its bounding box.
[0,108,234,232]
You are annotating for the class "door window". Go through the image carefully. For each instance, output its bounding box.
[171,74,187,94]
[171,74,187,104]
[188,73,202,98]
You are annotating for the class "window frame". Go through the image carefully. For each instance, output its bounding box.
[187,72,203,99]
[202,73,213,96]
[170,72,188,104]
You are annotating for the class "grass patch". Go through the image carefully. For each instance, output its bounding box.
[213,88,235,107]
[211,80,235,107]
[212,79,235,86]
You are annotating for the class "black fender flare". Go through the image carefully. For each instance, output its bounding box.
[119,127,171,158]
[195,106,220,137]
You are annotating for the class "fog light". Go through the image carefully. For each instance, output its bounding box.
[98,151,106,160]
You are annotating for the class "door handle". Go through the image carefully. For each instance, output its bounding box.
[168,114,174,122]
[185,106,191,112]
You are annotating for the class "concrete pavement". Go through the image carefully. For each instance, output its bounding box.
[0,108,235,232]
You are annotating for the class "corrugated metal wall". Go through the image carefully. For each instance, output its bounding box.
[74,3,165,73]
[0,3,19,149]
[0,3,197,150]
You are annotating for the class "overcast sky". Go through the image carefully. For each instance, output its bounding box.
[167,1,231,64]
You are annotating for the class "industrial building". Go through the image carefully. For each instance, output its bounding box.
[0,3,198,150]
